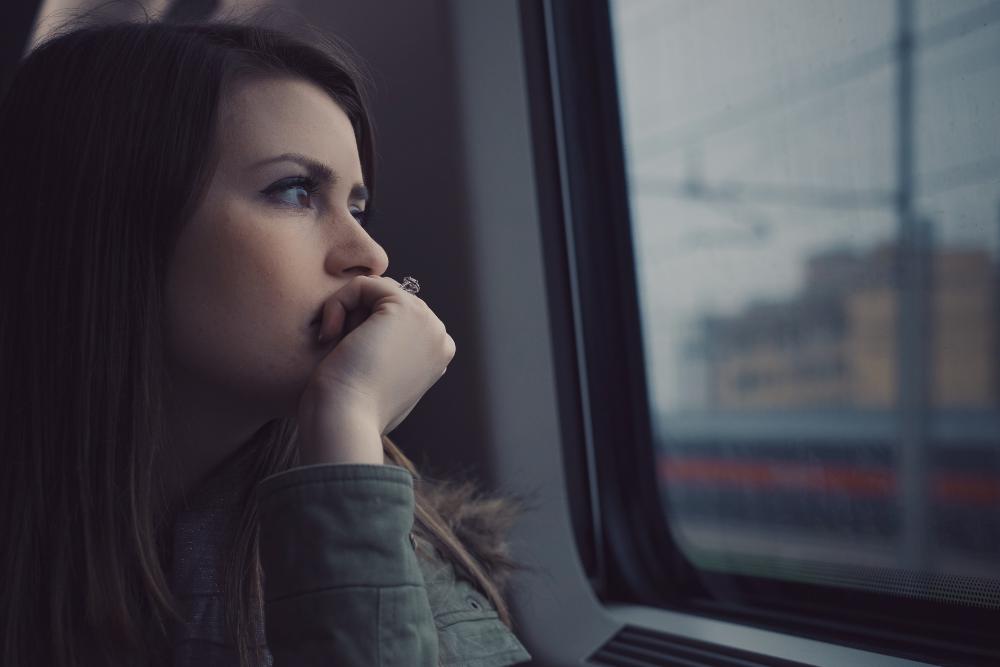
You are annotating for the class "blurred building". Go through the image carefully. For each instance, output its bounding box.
[700,243,998,410]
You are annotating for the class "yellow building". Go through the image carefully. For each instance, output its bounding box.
[704,244,997,410]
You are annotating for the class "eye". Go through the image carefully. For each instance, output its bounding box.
[261,176,321,209]
[350,205,368,227]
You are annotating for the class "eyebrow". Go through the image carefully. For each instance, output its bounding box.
[250,152,369,202]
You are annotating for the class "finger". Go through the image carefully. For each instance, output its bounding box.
[317,276,406,344]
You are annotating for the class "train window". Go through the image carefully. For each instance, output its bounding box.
[526,0,1000,663]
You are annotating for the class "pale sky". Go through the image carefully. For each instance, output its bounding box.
[609,0,1000,411]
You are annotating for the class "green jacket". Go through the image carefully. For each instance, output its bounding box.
[254,463,532,666]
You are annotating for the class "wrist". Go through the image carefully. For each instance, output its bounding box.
[298,396,384,466]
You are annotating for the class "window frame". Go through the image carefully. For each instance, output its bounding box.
[517,0,1000,664]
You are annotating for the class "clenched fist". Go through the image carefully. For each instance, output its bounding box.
[297,275,455,465]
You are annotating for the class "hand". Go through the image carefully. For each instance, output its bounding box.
[297,275,456,465]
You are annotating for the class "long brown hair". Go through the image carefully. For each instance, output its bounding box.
[0,12,531,667]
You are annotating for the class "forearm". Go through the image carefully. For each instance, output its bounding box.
[256,463,439,666]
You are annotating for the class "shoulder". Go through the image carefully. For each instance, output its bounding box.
[414,533,532,667]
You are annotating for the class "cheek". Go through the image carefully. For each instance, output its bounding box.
[164,212,317,407]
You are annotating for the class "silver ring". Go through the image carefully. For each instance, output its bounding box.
[400,276,420,294]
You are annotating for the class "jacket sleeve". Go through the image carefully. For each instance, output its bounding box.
[416,535,533,667]
[255,463,438,666]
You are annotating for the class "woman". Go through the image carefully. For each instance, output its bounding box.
[0,14,533,667]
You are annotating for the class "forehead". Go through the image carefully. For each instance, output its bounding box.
[215,75,361,178]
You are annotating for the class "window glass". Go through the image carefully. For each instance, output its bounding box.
[610,0,999,606]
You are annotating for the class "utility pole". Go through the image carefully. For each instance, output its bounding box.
[895,0,930,572]
[995,198,1000,411]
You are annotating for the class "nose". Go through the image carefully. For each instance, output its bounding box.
[324,221,390,279]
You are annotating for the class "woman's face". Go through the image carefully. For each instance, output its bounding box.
[164,75,388,421]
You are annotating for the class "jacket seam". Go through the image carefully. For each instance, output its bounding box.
[376,587,383,667]
[441,647,531,667]
[257,497,412,526]
[257,479,413,508]
[266,582,424,605]
[435,613,501,630]
[260,462,411,479]
[257,467,414,497]
[261,474,412,491]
